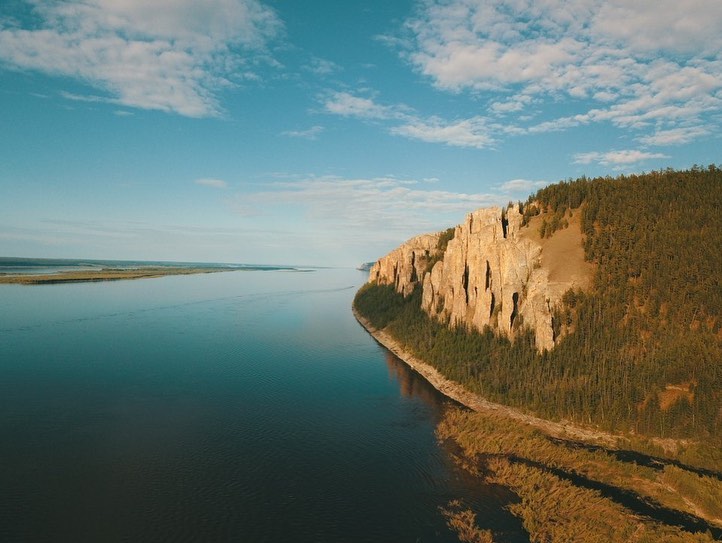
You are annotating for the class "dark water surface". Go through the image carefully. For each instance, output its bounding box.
[0,268,524,542]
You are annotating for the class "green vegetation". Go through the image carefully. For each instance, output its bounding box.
[354,166,722,464]
[425,227,456,273]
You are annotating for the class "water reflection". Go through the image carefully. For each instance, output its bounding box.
[385,351,449,410]
[381,350,530,543]
[1,269,530,542]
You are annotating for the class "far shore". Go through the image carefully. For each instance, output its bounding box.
[0,267,234,285]
[0,264,313,285]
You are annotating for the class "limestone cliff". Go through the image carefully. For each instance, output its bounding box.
[368,204,591,351]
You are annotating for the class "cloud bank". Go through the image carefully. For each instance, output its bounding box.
[323,91,499,149]
[404,0,722,148]
[573,150,669,167]
[0,0,281,117]
[320,0,720,166]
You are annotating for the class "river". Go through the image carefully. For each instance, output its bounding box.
[0,267,526,542]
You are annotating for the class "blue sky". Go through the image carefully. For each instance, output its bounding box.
[1,0,720,266]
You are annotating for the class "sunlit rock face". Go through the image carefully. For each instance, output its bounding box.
[369,233,440,298]
[368,204,564,351]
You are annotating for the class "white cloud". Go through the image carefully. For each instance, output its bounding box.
[324,91,498,149]
[281,126,324,139]
[490,95,533,115]
[499,179,547,193]
[325,2,721,154]
[59,91,108,104]
[391,116,495,149]
[323,91,398,120]
[592,0,722,55]
[195,178,229,189]
[403,0,722,145]
[233,176,500,241]
[0,0,281,117]
[573,150,669,167]
[638,126,711,146]
[305,57,340,76]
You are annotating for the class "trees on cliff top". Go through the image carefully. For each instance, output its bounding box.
[355,165,722,452]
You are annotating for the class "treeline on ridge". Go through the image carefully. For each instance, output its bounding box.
[354,166,722,454]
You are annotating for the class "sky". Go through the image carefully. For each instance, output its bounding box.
[1,0,720,267]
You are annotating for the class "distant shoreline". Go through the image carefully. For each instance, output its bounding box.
[0,267,234,285]
[0,264,314,285]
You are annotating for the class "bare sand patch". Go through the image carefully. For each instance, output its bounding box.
[520,209,595,298]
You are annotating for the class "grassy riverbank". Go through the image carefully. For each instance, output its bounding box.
[438,408,722,542]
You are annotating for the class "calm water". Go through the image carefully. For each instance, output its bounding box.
[0,268,524,542]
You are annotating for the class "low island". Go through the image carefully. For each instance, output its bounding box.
[0,259,304,285]
[0,266,231,285]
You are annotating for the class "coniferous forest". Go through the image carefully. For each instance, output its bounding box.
[355,166,722,452]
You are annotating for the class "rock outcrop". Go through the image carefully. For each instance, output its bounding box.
[368,204,585,351]
[368,233,441,297]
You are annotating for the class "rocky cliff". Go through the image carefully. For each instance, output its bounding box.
[368,204,591,351]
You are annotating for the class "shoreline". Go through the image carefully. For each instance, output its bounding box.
[353,306,629,448]
[354,308,722,534]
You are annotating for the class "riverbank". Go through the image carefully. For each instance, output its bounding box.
[353,306,620,447]
[353,306,722,539]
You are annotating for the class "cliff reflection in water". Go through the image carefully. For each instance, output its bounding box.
[384,351,449,409]
[383,352,531,543]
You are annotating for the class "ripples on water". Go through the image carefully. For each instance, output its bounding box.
[0,269,527,542]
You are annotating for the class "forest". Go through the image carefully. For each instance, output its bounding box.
[354,166,722,450]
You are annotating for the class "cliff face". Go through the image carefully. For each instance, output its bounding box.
[368,204,587,351]
[369,233,441,297]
